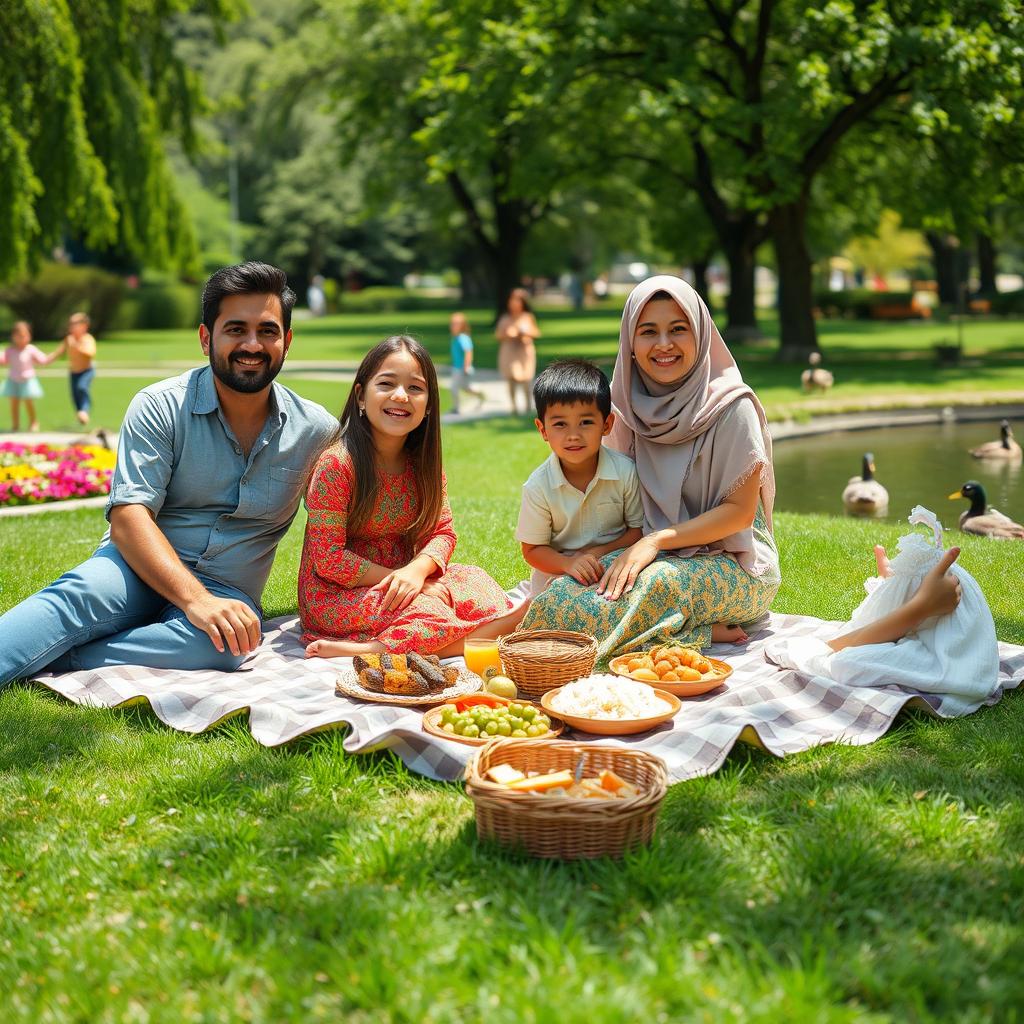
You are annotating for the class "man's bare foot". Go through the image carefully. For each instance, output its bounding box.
[305,639,384,659]
[711,623,749,644]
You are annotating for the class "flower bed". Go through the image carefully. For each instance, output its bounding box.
[0,442,115,507]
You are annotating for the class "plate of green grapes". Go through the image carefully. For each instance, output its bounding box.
[422,693,564,746]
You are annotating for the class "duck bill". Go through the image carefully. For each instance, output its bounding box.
[947,491,962,500]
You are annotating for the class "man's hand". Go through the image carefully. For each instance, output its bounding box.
[370,564,429,613]
[564,552,603,586]
[185,594,261,656]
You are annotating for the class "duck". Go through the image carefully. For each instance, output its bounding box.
[969,420,1022,461]
[801,351,834,393]
[948,481,1024,539]
[842,453,889,515]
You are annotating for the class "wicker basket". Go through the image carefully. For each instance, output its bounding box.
[497,629,597,699]
[465,738,669,860]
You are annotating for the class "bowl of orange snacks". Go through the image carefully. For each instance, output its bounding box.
[608,644,733,697]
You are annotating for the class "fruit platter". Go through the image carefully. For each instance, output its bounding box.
[608,644,733,697]
[335,651,482,706]
[422,693,564,746]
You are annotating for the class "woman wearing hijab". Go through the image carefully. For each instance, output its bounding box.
[519,276,780,660]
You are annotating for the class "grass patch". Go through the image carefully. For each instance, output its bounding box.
[2,418,1022,1020]
[7,312,1022,433]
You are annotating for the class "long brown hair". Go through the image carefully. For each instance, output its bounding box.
[339,335,443,547]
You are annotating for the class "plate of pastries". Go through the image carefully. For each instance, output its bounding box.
[608,644,733,697]
[334,651,483,706]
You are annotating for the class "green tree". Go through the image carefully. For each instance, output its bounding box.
[581,0,1024,357]
[0,0,229,282]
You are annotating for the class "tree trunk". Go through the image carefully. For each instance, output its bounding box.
[926,232,968,306]
[456,245,493,304]
[691,256,711,309]
[491,200,527,319]
[770,201,819,362]
[976,231,997,295]
[719,219,761,342]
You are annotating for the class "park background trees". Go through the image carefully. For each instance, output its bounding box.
[3,0,1024,358]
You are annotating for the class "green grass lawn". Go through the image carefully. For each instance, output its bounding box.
[2,418,1022,1022]
[7,310,1022,434]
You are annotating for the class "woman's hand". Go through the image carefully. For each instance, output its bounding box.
[421,580,454,605]
[370,564,431,613]
[597,537,660,600]
[908,547,962,621]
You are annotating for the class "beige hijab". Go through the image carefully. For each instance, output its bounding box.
[608,275,776,575]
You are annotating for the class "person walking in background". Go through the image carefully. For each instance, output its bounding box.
[50,312,98,426]
[495,287,540,415]
[449,312,485,415]
[1,321,56,432]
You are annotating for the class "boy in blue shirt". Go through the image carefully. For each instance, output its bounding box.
[449,312,486,414]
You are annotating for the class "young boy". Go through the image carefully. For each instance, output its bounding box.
[517,359,644,595]
[51,312,98,426]
[449,312,485,414]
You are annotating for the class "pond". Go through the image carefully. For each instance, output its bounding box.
[773,419,1022,524]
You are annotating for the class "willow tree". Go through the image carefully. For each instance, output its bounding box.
[0,0,230,282]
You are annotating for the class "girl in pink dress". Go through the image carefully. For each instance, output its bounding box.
[301,334,527,658]
[1,321,58,431]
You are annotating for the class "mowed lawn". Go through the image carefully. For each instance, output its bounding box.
[2,417,1023,1022]
[10,309,1024,433]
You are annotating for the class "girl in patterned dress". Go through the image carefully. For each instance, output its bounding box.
[301,335,525,658]
[520,276,781,661]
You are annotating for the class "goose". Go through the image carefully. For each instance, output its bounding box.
[842,453,889,515]
[800,351,834,393]
[969,420,1022,461]
[948,481,1024,539]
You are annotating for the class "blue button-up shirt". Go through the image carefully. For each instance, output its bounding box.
[104,367,338,605]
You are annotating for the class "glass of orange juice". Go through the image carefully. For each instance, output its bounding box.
[463,637,502,678]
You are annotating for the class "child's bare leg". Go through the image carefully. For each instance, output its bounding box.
[25,399,38,431]
[305,638,385,660]
[10,397,20,431]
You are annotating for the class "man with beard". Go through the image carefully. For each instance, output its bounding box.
[0,262,338,685]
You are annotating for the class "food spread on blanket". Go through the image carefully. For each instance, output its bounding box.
[353,652,459,696]
[484,762,640,799]
[619,645,715,682]
[437,699,554,739]
[547,675,672,720]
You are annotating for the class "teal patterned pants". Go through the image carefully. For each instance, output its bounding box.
[521,549,779,663]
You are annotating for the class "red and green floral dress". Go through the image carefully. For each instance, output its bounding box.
[298,449,511,652]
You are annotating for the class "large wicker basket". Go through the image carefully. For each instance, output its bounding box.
[497,629,597,699]
[465,738,669,860]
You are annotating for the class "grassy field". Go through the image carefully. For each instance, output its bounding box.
[2,417,1022,1022]
[6,310,1023,433]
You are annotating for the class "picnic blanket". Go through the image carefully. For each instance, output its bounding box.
[31,613,1024,784]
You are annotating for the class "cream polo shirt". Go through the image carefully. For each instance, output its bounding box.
[516,445,644,595]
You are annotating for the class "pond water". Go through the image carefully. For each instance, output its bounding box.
[772,419,1022,524]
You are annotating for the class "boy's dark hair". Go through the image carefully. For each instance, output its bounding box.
[201,262,296,334]
[533,359,611,420]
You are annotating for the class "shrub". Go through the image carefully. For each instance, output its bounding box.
[337,286,459,313]
[121,280,199,330]
[814,289,920,319]
[0,263,125,339]
[989,289,1024,316]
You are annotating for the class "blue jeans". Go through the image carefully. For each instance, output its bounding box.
[70,368,95,413]
[0,544,261,687]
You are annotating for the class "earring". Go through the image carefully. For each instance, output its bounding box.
[358,405,365,417]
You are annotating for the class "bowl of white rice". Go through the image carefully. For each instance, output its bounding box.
[540,674,682,735]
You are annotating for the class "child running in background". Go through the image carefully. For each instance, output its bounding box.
[300,334,529,658]
[0,321,58,432]
[50,312,98,426]
[517,359,645,596]
[449,312,486,414]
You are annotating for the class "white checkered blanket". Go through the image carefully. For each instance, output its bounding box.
[32,613,1024,784]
